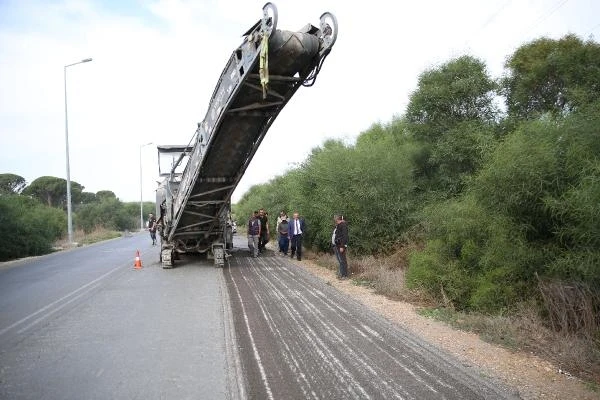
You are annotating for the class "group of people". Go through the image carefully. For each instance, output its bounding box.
[247,209,349,279]
[247,208,270,257]
[274,210,306,260]
[248,209,305,260]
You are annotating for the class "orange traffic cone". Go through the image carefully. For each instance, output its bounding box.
[134,250,143,269]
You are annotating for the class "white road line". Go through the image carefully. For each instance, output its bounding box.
[251,284,315,399]
[361,323,383,340]
[228,259,274,400]
[266,260,431,398]
[16,281,103,334]
[248,260,371,400]
[301,273,443,396]
[0,263,124,336]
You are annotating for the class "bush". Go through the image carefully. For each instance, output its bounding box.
[75,199,153,233]
[409,102,600,319]
[407,195,536,312]
[0,195,66,261]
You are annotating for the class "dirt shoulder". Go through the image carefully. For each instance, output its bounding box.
[294,259,599,400]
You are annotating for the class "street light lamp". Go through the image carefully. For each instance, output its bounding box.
[140,142,154,231]
[64,57,92,245]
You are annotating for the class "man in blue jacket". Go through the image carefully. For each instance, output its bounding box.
[288,211,306,261]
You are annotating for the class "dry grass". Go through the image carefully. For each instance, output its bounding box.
[311,242,433,304]
[419,302,600,384]
[537,275,599,338]
[55,227,122,247]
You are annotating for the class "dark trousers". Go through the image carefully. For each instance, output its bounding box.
[290,235,302,259]
[278,236,289,254]
[258,231,269,252]
[334,246,348,277]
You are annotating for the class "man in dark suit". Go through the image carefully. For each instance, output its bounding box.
[332,214,349,279]
[288,211,306,261]
[257,208,270,253]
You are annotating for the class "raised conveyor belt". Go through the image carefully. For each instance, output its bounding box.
[157,3,337,266]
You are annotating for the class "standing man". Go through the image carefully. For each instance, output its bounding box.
[248,210,261,258]
[288,211,305,261]
[148,213,157,246]
[332,214,349,279]
[276,210,288,229]
[276,210,288,253]
[277,216,289,255]
[257,208,270,253]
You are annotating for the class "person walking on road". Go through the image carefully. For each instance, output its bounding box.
[289,211,305,261]
[332,214,349,279]
[148,213,158,246]
[248,211,261,258]
[277,216,290,255]
[257,208,270,253]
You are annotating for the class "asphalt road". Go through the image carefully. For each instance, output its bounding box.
[1,233,518,399]
[225,236,518,400]
[0,233,238,400]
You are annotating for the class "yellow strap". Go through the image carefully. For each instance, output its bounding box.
[259,33,269,99]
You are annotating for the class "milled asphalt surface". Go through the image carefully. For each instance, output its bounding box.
[224,236,519,400]
[0,233,236,400]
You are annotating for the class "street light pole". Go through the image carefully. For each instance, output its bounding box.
[140,142,154,231]
[64,57,92,245]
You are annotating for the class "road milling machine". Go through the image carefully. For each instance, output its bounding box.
[155,3,337,267]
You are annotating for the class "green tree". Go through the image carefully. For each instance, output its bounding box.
[123,201,156,228]
[0,195,66,261]
[0,173,26,194]
[75,199,154,233]
[502,34,600,119]
[405,56,498,197]
[96,190,116,201]
[22,176,84,208]
[406,55,498,142]
[79,192,97,204]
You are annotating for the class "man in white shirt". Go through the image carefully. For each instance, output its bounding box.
[288,211,306,261]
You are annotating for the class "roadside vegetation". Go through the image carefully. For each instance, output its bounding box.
[0,174,155,261]
[234,34,600,383]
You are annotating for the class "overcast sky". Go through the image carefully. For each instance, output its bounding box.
[1,0,598,204]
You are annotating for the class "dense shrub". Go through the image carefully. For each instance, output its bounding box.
[75,199,154,233]
[0,195,66,261]
[406,195,536,312]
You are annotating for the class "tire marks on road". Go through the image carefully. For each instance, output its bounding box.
[225,253,516,400]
